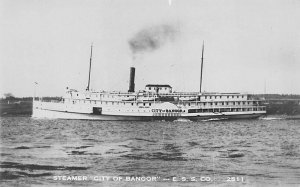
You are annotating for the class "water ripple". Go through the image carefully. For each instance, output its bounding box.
[0,116,299,185]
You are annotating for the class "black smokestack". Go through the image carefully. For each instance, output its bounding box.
[128,67,135,92]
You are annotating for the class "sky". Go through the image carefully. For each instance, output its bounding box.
[0,0,299,97]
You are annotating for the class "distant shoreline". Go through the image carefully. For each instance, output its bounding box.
[1,95,300,117]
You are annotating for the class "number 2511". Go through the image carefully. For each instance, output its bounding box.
[227,177,244,182]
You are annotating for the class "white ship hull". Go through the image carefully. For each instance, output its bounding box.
[32,102,265,121]
[32,108,177,121]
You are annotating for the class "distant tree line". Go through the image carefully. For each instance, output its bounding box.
[256,94,300,100]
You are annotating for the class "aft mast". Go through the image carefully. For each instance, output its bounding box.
[200,41,204,93]
[86,44,93,91]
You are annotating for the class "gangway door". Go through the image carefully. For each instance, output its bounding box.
[93,107,102,115]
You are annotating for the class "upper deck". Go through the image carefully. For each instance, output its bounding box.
[64,88,252,103]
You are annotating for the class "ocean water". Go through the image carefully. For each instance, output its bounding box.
[0,117,299,187]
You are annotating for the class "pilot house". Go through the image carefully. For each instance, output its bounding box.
[145,84,172,94]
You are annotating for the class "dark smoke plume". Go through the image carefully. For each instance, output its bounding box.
[129,24,179,54]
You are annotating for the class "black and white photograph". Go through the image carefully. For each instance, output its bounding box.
[0,0,300,186]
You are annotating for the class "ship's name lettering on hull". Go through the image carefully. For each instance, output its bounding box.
[151,109,182,113]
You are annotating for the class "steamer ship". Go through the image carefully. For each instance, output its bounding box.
[32,44,266,121]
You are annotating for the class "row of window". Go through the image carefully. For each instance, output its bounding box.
[182,101,255,106]
[188,107,264,113]
[72,93,246,100]
[147,87,170,90]
[68,99,258,107]
[97,107,264,113]
[153,113,180,117]
[69,99,152,107]
[105,109,185,114]
[105,109,150,113]
[73,94,133,98]
[203,95,245,99]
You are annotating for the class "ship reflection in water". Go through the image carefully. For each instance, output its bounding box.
[1,117,299,186]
